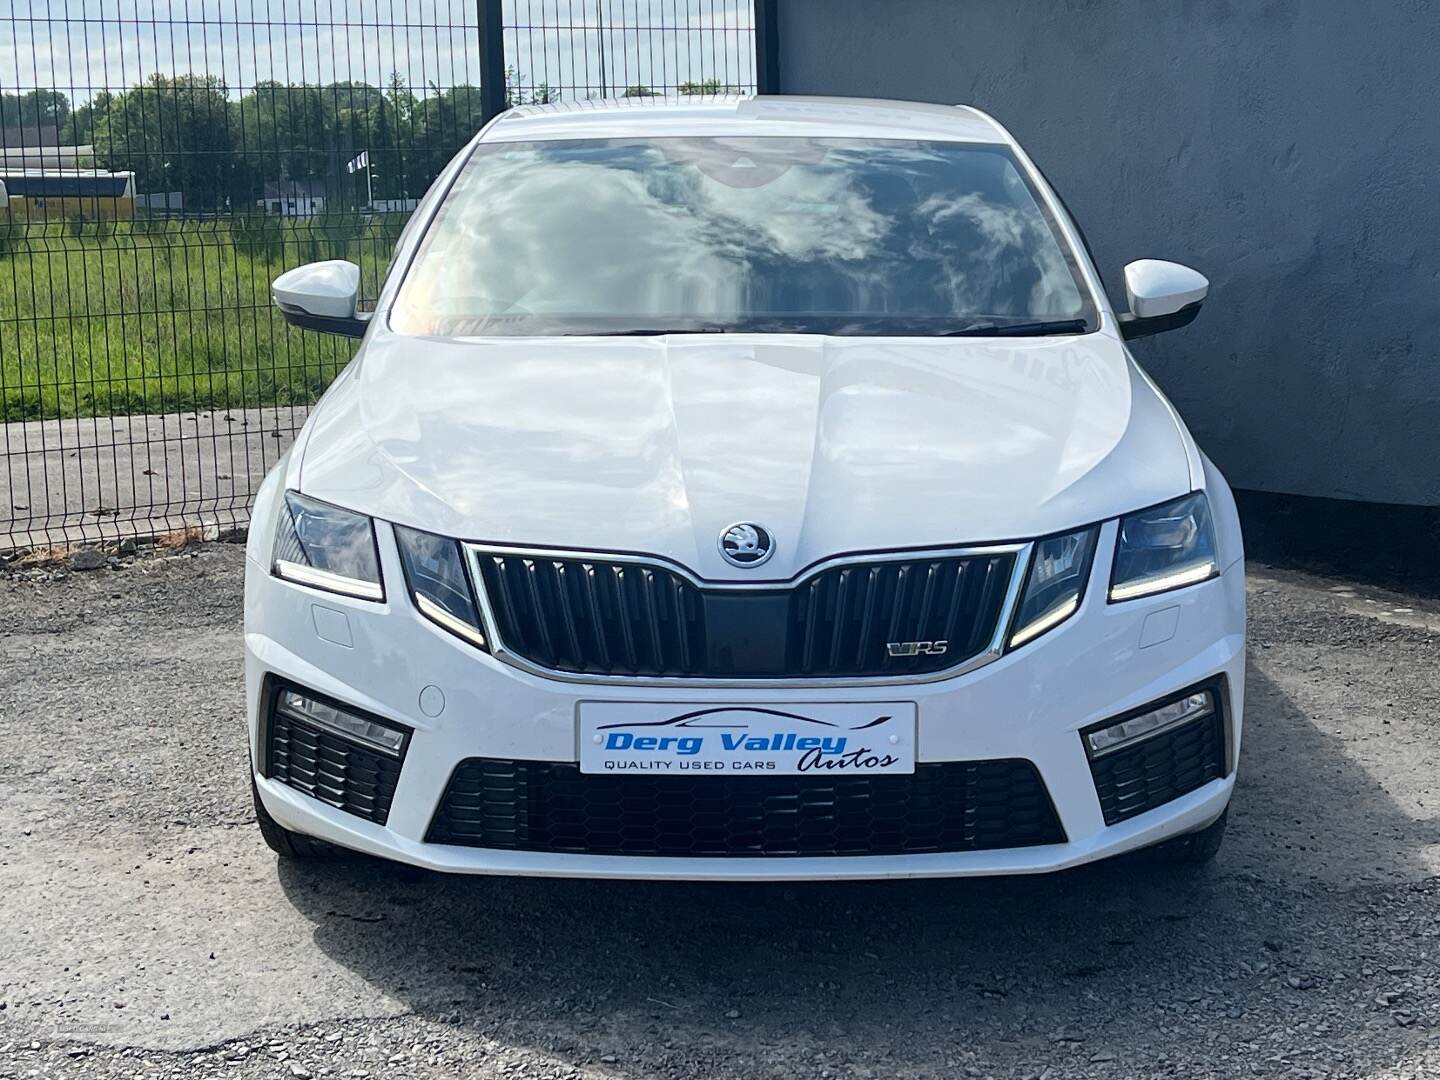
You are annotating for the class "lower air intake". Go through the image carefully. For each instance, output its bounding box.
[1090,711,1226,826]
[266,704,403,826]
[426,759,1065,857]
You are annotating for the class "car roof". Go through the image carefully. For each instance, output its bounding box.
[483,95,1013,146]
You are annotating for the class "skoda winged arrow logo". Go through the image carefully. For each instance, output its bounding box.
[719,522,775,568]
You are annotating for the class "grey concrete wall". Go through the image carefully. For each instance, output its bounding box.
[776,0,1440,505]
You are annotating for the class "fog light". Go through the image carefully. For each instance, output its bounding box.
[1084,690,1215,758]
[275,688,407,757]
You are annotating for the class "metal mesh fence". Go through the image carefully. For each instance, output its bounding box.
[0,0,756,551]
[506,0,756,103]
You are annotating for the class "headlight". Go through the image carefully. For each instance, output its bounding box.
[1008,526,1100,648]
[1110,492,1218,602]
[394,525,488,649]
[272,492,384,600]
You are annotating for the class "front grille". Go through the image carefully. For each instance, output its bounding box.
[1090,711,1226,826]
[266,704,403,826]
[425,759,1065,857]
[474,549,1017,679]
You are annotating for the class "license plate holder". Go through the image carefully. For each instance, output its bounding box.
[578,702,917,776]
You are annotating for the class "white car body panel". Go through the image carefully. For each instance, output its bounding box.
[1125,259,1210,318]
[271,259,361,319]
[489,97,1014,146]
[298,330,1195,581]
[245,515,1244,880]
[246,95,1245,879]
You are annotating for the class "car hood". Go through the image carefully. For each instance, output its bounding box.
[298,330,1196,581]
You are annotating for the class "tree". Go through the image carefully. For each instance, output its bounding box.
[679,79,724,95]
[622,84,658,97]
[93,74,237,209]
[384,72,414,136]
[77,69,561,212]
[60,93,105,147]
[375,72,417,201]
[410,83,487,191]
[504,66,561,108]
[0,89,70,132]
[231,78,401,208]
[235,80,326,196]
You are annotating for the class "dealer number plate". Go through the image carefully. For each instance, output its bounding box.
[578,702,916,776]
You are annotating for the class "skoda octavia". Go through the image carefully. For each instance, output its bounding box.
[247,96,1244,878]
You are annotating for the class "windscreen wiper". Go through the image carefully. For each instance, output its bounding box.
[937,319,1090,337]
[564,326,732,337]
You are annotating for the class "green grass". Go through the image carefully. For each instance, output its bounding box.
[0,214,403,420]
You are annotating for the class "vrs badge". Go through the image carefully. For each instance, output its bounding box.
[886,640,949,657]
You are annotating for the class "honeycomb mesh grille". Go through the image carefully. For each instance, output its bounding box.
[426,759,1066,857]
[266,710,403,826]
[1090,711,1226,826]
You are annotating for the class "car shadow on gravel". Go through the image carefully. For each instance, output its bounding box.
[272,665,1440,1070]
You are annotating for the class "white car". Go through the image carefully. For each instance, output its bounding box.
[247,96,1244,880]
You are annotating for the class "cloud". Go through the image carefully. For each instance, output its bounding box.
[390,139,1089,333]
[4,0,754,104]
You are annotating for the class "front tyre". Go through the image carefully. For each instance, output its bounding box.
[251,774,345,858]
[1151,808,1228,867]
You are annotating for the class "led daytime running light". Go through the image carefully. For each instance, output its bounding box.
[1085,690,1215,758]
[1109,560,1216,602]
[1009,595,1079,648]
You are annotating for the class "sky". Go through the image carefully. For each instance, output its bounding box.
[3,0,756,106]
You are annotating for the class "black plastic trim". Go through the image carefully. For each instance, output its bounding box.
[259,675,413,778]
[276,300,370,338]
[425,757,1068,857]
[1118,300,1203,340]
[476,549,1017,679]
[1079,677,1228,763]
[1082,677,1230,826]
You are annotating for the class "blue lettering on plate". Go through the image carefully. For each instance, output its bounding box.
[606,732,702,755]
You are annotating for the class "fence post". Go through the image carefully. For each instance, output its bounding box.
[754,0,780,94]
[479,0,506,122]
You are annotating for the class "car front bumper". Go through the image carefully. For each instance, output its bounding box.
[245,517,1245,881]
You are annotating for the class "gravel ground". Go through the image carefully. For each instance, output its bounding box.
[1,546,1439,1079]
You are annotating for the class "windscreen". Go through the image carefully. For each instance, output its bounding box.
[390,136,1096,337]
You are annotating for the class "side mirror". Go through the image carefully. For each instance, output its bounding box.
[1118,259,1208,340]
[272,260,368,338]
[0,179,9,210]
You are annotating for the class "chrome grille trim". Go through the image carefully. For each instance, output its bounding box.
[464,541,1032,687]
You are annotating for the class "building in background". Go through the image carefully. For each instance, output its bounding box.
[0,169,136,220]
[370,197,419,214]
[0,124,135,220]
[259,179,328,218]
[0,125,93,170]
[136,191,183,213]
[770,0,1440,508]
